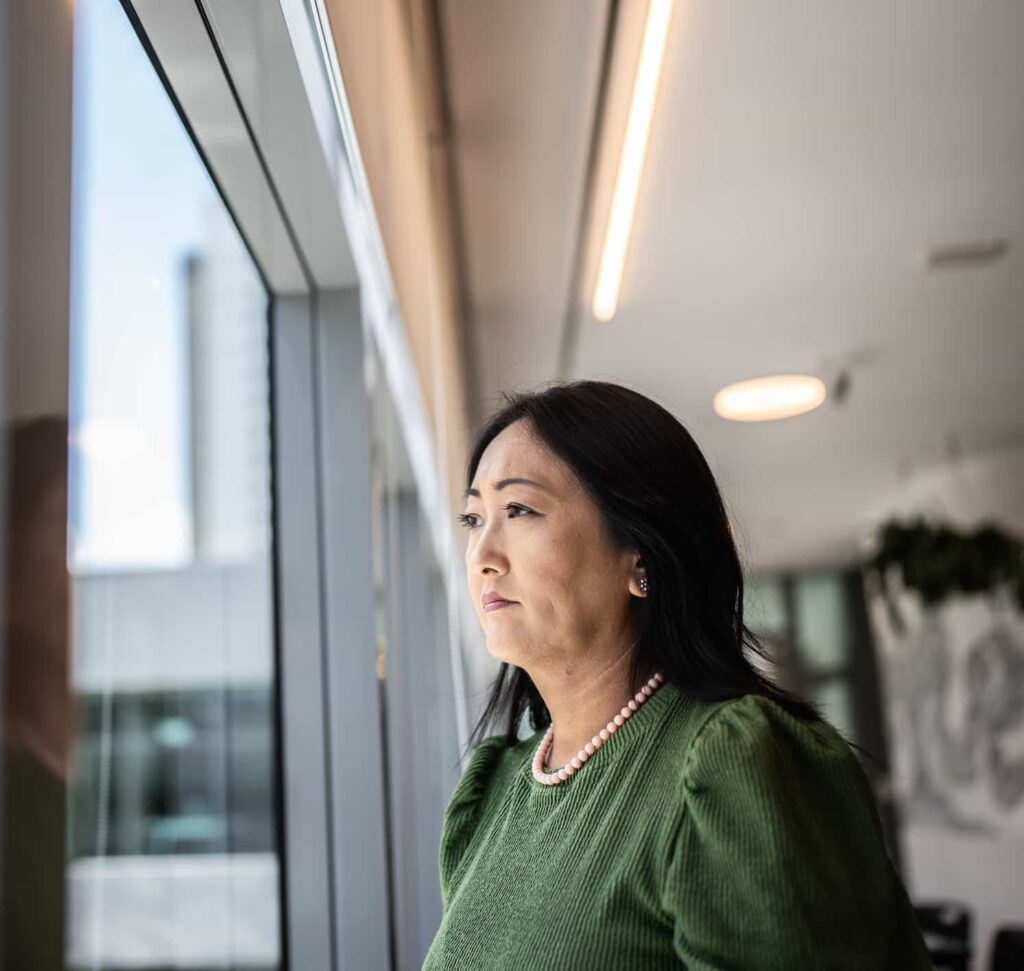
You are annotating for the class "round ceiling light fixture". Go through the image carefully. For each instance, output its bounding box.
[713,374,827,422]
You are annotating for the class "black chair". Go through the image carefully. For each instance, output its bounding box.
[989,926,1024,971]
[913,901,971,971]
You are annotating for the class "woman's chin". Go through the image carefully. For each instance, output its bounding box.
[484,635,523,666]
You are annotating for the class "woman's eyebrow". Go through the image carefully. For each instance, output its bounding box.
[462,477,551,500]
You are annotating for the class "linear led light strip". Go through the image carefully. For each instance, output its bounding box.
[592,0,675,322]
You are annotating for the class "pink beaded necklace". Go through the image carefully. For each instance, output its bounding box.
[531,672,666,786]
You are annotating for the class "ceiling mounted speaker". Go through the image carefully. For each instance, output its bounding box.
[920,239,1010,270]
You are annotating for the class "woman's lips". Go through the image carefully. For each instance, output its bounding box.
[483,600,517,613]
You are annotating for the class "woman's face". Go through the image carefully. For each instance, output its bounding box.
[461,419,641,668]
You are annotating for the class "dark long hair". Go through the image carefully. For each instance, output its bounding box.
[461,380,819,759]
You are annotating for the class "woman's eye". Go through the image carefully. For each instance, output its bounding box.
[456,503,533,530]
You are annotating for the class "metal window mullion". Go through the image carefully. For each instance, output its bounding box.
[270,293,335,971]
[313,286,392,971]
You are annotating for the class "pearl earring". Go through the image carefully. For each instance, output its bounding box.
[638,574,648,595]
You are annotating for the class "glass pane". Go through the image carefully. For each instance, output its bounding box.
[67,1,280,968]
[744,573,787,635]
[811,679,858,745]
[794,573,849,673]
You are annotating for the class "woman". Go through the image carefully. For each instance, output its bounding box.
[421,381,932,970]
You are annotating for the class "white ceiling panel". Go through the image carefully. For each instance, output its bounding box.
[442,0,1024,569]
[439,0,611,406]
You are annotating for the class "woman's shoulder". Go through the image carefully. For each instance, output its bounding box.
[658,695,931,966]
[449,732,521,808]
[663,692,893,866]
[437,731,525,906]
[442,729,533,836]
[663,690,860,795]
[657,690,890,884]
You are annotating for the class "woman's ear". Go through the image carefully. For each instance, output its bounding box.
[628,557,648,598]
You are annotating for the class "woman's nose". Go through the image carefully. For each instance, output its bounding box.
[468,522,508,575]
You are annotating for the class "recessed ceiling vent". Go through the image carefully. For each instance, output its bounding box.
[920,239,1010,270]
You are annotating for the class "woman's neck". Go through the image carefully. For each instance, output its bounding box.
[534,653,641,768]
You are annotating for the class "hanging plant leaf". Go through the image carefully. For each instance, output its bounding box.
[862,517,1024,634]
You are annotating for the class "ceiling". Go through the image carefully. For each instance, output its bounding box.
[438,0,1024,570]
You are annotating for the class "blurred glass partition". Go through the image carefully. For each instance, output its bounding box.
[745,570,861,743]
[793,572,856,741]
[741,572,799,690]
[66,0,281,967]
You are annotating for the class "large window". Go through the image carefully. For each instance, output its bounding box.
[67,1,280,967]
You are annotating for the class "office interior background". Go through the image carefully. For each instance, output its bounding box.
[1,1,1022,970]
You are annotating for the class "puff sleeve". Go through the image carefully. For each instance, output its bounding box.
[659,694,932,970]
[437,734,510,910]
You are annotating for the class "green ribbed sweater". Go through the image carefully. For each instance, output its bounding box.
[421,681,933,970]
